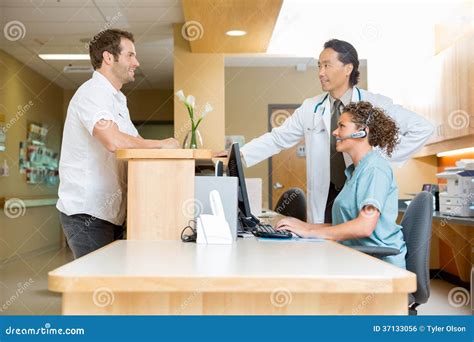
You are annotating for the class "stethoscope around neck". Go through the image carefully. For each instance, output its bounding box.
[308,87,362,132]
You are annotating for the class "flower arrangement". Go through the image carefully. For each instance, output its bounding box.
[175,90,213,149]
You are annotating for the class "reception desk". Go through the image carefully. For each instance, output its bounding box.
[49,239,416,315]
[50,149,416,315]
[116,149,220,241]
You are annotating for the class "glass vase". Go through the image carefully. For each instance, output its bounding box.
[183,129,203,149]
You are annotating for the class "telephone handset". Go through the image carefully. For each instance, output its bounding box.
[196,190,233,244]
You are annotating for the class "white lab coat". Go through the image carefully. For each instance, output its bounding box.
[241,87,435,224]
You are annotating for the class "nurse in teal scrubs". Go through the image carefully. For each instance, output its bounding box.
[276,101,407,269]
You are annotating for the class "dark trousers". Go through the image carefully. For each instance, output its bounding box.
[324,182,342,224]
[59,212,124,259]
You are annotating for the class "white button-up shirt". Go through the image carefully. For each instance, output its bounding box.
[57,71,138,225]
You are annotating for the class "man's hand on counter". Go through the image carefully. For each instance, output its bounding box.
[93,120,180,152]
[158,138,180,149]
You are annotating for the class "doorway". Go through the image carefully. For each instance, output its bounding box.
[268,104,307,209]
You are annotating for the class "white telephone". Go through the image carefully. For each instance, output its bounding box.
[196,190,233,244]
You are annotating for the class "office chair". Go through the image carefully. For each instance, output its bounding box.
[351,191,433,315]
[274,187,307,222]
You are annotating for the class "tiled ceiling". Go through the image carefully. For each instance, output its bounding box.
[0,0,184,90]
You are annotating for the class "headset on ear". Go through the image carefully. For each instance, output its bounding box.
[348,130,367,139]
[336,129,367,141]
[354,110,372,139]
[335,110,372,141]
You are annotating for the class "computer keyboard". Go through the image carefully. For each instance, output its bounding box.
[252,224,293,239]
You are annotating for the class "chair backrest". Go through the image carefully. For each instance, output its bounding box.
[400,191,433,305]
[274,188,307,222]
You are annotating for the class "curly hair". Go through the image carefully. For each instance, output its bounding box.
[342,101,400,157]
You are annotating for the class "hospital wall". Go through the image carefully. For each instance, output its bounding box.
[1,49,174,262]
[0,49,63,261]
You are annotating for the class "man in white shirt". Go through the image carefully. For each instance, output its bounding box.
[57,29,179,259]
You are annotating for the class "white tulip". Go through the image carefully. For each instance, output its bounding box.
[186,95,195,109]
[204,102,213,114]
[175,90,186,102]
[200,102,213,118]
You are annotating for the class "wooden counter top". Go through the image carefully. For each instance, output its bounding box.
[116,149,214,160]
[49,239,416,294]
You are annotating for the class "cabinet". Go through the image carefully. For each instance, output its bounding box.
[429,34,474,144]
[394,29,473,155]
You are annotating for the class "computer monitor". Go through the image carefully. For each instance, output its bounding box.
[226,143,259,229]
[214,160,224,177]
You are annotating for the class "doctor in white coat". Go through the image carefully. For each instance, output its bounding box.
[240,39,434,224]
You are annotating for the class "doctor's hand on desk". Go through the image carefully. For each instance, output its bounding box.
[212,150,245,159]
[276,217,330,239]
[212,150,228,158]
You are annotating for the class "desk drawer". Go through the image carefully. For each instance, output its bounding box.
[440,204,474,217]
[439,196,464,206]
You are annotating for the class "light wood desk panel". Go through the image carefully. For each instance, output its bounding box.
[116,149,217,240]
[49,239,416,315]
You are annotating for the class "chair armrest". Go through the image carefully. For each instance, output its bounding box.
[351,245,400,257]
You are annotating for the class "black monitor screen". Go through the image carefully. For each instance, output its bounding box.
[226,142,252,219]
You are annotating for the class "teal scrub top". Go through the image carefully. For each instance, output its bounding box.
[332,150,407,269]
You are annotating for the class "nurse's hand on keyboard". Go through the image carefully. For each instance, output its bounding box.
[275,217,310,238]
